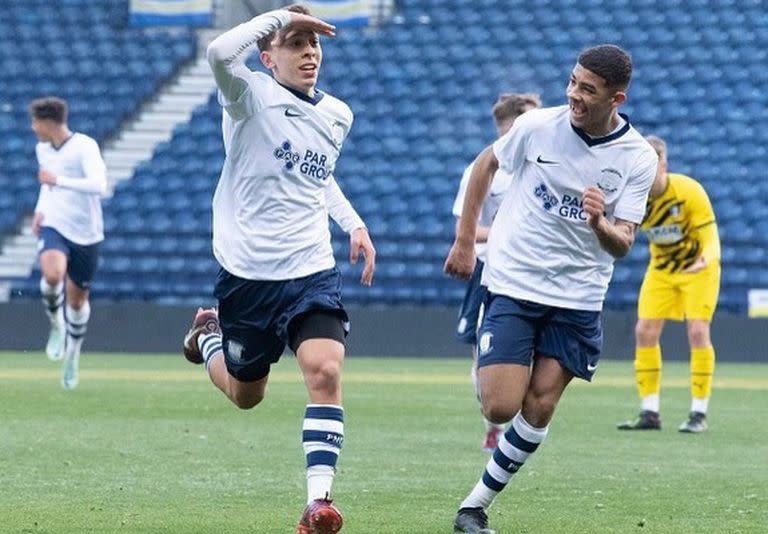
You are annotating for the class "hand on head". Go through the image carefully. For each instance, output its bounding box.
[278,13,336,44]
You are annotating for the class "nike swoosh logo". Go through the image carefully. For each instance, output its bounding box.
[587,363,598,372]
[536,155,559,165]
[284,109,302,117]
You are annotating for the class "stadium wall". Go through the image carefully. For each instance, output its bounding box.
[0,302,765,362]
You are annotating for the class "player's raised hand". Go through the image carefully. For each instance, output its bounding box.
[444,238,476,280]
[38,168,58,186]
[583,186,606,229]
[284,12,336,38]
[350,227,375,286]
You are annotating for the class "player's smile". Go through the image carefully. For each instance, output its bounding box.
[569,99,588,124]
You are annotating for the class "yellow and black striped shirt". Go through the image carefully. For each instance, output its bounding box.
[641,173,717,273]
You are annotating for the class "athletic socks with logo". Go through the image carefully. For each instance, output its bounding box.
[303,404,344,504]
[65,302,90,359]
[40,278,65,328]
[461,412,548,510]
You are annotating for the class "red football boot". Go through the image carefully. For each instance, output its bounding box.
[296,498,343,534]
[482,427,504,453]
[182,307,221,364]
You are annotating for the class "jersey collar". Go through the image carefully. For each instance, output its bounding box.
[277,80,325,106]
[51,133,75,151]
[571,113,631,147]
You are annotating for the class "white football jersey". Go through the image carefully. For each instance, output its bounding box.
[34,133,106,245]
[212,71,354,280]
[452,161,514,262]
[483,105,657,310]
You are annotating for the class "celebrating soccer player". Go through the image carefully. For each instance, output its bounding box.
[617,135,720,433]
[444,45,658,533]
[180,5,375,534]
[30,96,107,390]
[452,93,540,452]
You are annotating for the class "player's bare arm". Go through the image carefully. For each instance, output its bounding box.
[349,227,375,286]
[445,146,498,279]
[583,186,636,258]
[455,219,491,244]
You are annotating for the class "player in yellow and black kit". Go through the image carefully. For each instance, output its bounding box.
[618,135,720,433]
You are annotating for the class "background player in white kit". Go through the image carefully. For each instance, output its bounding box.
[452,93,540,452]
[30,96,107,390]
[180,6,375,534]
[445,45,658,533]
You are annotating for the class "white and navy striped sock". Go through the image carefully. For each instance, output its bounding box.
[461,412,549,510]
[40,278,64,326]
[65,302,90,359]
[198,332,223,371]
[303,404,344,503]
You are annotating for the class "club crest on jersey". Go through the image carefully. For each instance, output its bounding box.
[597,167,622,194]
[331,121,345,147]
[273,140,331,180]
[534,183,559,211]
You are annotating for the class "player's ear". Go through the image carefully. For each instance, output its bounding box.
[260,50,275,69]
[611,91,626,107]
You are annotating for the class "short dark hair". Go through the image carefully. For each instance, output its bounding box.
[257,4,312,51]
[29,96,68,123]
[492,93,541,124]
[577,44,632,90]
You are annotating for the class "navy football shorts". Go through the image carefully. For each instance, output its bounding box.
[456,260,488,345]
[476,293,603,381]
[214,266,349,382]
[38,226,100,290]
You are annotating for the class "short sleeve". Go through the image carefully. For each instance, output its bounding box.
[452,162,474,217]
[613,148,658,223]
[491,109,536,172]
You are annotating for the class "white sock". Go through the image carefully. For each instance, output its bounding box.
[198,332,223,371]
[40,278,65,328]
[641,394,660,413]
[691,397,709,414]
[307,465,335,503]
[65,301,90,359]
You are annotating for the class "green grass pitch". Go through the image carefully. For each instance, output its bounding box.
[0,352,766,533]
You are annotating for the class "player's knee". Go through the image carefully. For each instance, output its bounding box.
[43,272,64,286]
[687,323,711,348]
[635,320,661,346]
[482,399,516,425]
[305,359,342,397]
